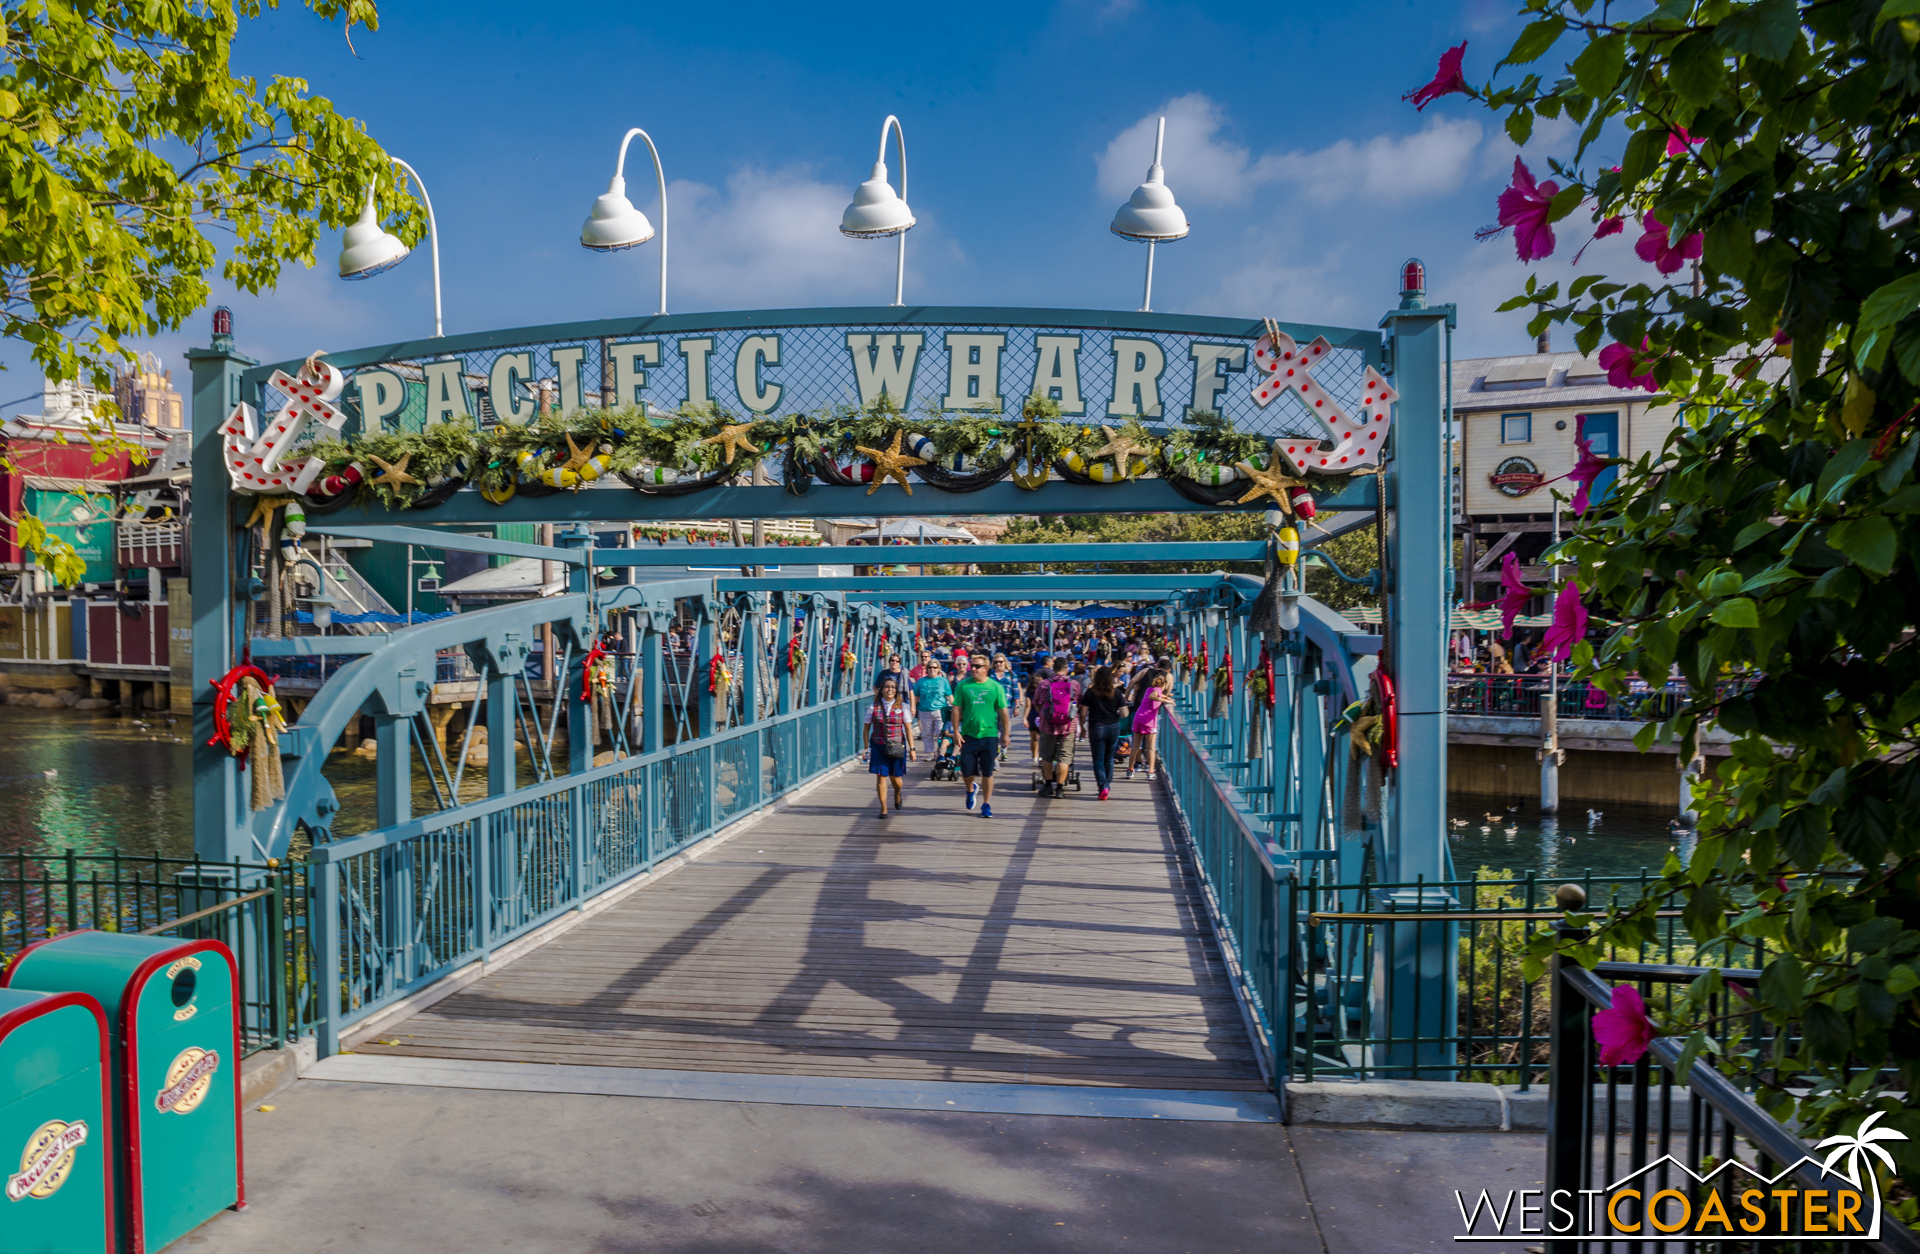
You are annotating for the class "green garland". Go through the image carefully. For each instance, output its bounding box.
[290,389,1339,506]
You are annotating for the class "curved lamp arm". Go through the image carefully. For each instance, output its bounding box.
[879,115,907,307]
[390,157,442,337]
[615,127,669,315]
[1300,547,1382,594]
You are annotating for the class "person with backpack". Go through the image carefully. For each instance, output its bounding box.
[953,656,1010,818]
[1024,653,1051,762]
[1037,655,1082,798]
[864,675,916,818]
[1128,668,1172,780]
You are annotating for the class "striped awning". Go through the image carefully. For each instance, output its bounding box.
[1338,605,1558,630]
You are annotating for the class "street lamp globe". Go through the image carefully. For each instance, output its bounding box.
[338,190,408,280]
[580,177,656,251]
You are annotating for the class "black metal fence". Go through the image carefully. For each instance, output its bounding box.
[0,850,314,1057]
[1292,870,1768,1085]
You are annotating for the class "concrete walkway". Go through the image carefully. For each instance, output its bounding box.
[187,1079,1546,1253]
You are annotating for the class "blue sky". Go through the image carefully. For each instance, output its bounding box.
[18,0,1649,394]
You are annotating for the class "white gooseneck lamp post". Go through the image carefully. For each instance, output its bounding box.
[581,127,670,315]
[1109,117,1189,313]
[339,156,444,337]
[839,115,915,307]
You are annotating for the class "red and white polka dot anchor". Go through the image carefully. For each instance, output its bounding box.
[1249,318,1397,477]
[221,351,350,495]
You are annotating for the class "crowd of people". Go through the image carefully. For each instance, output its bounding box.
[860,624,1178,820]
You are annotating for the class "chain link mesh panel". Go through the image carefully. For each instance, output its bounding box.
[261,317,1375,448]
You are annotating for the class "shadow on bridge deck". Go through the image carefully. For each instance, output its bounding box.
[353,757,1265,1092]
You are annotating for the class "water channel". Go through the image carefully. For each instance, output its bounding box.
[0,706,1690,881]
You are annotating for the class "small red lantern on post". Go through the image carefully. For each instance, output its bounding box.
[1399,258,1426,308]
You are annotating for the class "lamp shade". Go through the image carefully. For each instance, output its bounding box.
[1110,163,1189,242]
[580,175,656,251]
[840,163,915,238]
[338,191,409,280]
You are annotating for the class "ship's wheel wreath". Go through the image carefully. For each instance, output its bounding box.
[207,664,277,764]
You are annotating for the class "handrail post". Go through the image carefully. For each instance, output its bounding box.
[1544,884,1590,1249]
[316,858,342,1058]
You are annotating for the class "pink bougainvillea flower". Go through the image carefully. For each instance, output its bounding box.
[1633,211,1705,276]
[1404,42,1469,110]
[1497,157,1560,262]
[1499,551,1536,640]
[1593,984,1656,1067]
[1541,580,1590,663]
[1665,127,1700,157]
[1598,340,1659,393]
[1571,215,1625,265]
[1771,328,1792,349]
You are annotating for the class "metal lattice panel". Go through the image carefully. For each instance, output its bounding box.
[258,313,1377,449]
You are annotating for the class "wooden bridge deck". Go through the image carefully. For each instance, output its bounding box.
[355,756,1266,1091]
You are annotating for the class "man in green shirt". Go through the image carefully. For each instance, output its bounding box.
[954,656,1010,818]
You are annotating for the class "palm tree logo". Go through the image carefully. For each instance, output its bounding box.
[1814,1110,1908,1237]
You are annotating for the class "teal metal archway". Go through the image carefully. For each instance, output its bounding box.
[185,295,1456,1075]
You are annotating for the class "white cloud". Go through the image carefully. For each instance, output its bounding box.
[1096,93,1263,206]
[661,167,916,310]
[1097,94,1484,211]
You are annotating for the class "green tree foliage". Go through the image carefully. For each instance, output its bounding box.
[1,0,411,580]
[1424,0,1920,1188]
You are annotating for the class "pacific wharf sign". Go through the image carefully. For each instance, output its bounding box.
[256,309,1380,442]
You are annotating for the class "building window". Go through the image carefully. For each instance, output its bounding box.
[1500,412,1532,443]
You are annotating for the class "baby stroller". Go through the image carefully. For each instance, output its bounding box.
[1030,762,1083,793]
[928,718,961,781]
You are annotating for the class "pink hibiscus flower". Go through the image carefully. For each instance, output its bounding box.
[1404,43,1469,111]
[1566,415,1608,515]
[1541,580,1590,663]
[1633,211,1704,276]
[1593,984,1656,1067]
[1497,158,1559,263]
[1571,215,1625,265]
[1598,340,1658,393]
[1499,551,1535,640]
[1665,127,1700,157]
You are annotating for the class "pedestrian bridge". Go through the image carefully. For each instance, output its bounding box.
[342,763,1265,1094]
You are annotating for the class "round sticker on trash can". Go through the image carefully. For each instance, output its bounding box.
[6,1118,89,1201]
[155,1046,220,1115]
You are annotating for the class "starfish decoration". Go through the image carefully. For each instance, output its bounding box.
[702,421,760,467]
[1234,441,1307,509]
[366,452,420,490]
[558,432,594,475]
[244,495,293,533]
[1089,424,1147,477]
[854,430,927,496]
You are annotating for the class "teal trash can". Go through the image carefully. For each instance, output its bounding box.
[0,987,114,1254]
[2,934,243,1253]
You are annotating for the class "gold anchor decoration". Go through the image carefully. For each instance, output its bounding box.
[853,430,926,495]
[1234,440,1306,510]
[1011,417,1049,489]
[701,421,760,467]
[243,495,293,532]
[1088,424,1148,479]
[366,452,420,490]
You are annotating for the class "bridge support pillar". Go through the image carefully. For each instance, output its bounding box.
[1380,294,1458,1062]
[186,336,256,862]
